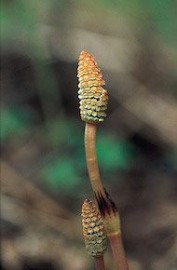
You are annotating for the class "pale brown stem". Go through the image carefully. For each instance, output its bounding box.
[108,233,129,270]
[84,122,129,270]
[94,256,106,270]
[84,123,105,195]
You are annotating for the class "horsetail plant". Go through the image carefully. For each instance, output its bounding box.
[81,199,107,270]
[77,51,129,270]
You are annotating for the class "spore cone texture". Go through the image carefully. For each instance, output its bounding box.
[77,51,108,123]
[81,199,107,257]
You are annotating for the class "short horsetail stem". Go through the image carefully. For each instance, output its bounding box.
[81,199,107,270]
[77,50,129,270]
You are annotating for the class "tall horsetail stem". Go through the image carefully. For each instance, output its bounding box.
[77,50,129,270]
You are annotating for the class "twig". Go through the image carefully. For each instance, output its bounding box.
[1,161,77,237]
[1,161,71,218]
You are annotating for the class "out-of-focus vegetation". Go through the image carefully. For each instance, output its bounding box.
[1,1,177,270]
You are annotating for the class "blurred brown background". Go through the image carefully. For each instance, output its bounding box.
[1,1,177,269]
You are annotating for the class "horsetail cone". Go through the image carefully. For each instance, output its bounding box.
[77,51,108,123]
[81,199,107,257]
